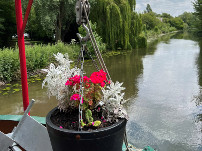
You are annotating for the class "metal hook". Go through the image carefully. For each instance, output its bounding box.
[77,24,90,42]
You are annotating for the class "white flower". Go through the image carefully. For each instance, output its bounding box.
[42,53,80,111]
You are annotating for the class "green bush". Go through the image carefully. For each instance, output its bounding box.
[0,42,79,82]
[0,48,19,82]
[137,35,147,48]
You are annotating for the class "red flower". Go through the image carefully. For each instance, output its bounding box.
[66,75,81,86]
[83,76,90,82]
[65,80,73,86]
[90,69,107,85]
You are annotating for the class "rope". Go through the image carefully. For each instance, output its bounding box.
[83,4,111,81]
[84,45,100,72]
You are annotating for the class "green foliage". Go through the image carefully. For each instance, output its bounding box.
[161,13,173,19]
[142,12,161,30]
[26,7,52,41]
[91,0,144,50]
[78,21,106,56]
[130,12,144,48]
[146,4,152,13]
[193,0,202,31]
[22,0,96,41]
[128,0,136,11]
[0,48,20,82]
[137,35,147,48]
[85,109,94,123]
[154,26,159,33]
[179,12,195,29]
[169,17,184,30]
[0,0,16,48]
[0,42,79,82]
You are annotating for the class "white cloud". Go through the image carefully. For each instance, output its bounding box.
[135,0,194,16]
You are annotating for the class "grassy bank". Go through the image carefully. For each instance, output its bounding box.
[0,42,79,82]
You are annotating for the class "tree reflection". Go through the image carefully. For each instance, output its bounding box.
[195,39,202,123]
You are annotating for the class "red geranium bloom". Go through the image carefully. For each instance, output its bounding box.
[90,69,107,84]
[83,76,90,82]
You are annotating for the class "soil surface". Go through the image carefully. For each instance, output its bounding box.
[51,109,116,131]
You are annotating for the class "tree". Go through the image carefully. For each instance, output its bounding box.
[128,0,136,11]
[90,0,144,50]
[193,0,202,31]
[169,17,184,30]
[0,0,16,48]
[22,0,96,42]
[146,4,152,13]
[179,12,195,29]
[141,12,161,30]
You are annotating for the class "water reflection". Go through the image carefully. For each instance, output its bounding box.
[195,39,202,124]
[127,33,201,151]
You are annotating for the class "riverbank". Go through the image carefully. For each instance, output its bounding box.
[147,31,179,43]
[0,31,179,85]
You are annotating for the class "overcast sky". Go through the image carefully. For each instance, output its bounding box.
[136,0,194,17]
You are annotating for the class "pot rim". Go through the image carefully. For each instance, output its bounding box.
[46,107,127,135]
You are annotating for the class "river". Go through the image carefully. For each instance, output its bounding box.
[0,32,201,151]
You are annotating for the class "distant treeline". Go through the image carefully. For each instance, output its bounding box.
[0,0,201,49]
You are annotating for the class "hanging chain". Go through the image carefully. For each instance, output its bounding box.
[78,44,85,130]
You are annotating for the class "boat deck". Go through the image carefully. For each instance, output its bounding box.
[0,115,145,151]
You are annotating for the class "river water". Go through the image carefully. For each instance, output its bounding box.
[0,32,201,151]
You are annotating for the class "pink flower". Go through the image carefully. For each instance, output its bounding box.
[92,122,94,125]
[59,126,63,129]
[101,116,104,120]
[65,80,73,86]
[70,94,83,104]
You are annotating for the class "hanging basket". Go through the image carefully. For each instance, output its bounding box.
[46,107,127,151]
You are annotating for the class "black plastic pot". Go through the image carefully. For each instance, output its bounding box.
[46,107,127,151]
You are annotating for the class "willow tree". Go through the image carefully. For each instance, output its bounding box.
[130,12,142,48]
[91,0,145,50]
[91,0,133,50]
[128,0,136,11]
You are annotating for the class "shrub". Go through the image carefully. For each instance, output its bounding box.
[0,42,79,82]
